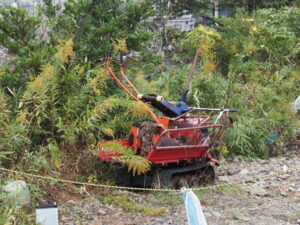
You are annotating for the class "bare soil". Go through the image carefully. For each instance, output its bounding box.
[56,155,300,225]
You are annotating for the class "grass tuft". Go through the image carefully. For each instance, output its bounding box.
[105,194,168,216]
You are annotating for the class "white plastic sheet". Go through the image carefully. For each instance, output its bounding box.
[182,188,207,225]
[2,180,31,206]
[36,205,59,225]
[292,95,300,113]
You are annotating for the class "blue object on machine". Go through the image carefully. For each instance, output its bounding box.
[181,188,207,225]
[151,100,190,117]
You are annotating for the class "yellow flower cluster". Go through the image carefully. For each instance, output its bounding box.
[89,67,110,95]
[203,60,217,74]
[90,76,101,94]
[250,26,259,34]
[55,38,75,63]
[188,25,221,59]
[27,64,56,93]
[0,68,4,78]
[74,65,85,76]
[114,38,129,53]
[188,25,221,74]
[197,25,221,39]
[97,67,108,79]
[127,101,150,119]
[242,18,254,23]
[243,41,258,56]
[198,42,210,56]
[229,44,237,54]
[242,18,259,34]
[26,39,76,94]
[16,111,28,123]
[134,72,159,94]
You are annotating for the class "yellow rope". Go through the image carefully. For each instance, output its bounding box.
[0,166,299,192]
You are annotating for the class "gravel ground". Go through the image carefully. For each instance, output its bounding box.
[59,155,300,225]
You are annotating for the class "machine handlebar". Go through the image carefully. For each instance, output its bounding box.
[189,107,237,112]
[120,52,123,64]
[106,46,114,58]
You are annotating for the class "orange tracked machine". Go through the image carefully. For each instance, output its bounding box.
[99,47,236,188]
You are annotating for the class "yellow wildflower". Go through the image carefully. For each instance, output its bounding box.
[243,18,254,23]
[97,67,109,80]
[27,64,56,93]
[203,60,217,74]
[250,26,259,34]
[114,38,129,53]
[243,41,258,56]
[55,38,75,63]
[16,111,28,123]
[78,66,85,75]
[198,42,210,56]
[229,44,237,54]
[135,72,147,85]
[74,65,85,76]
[90,76,102,94]
[0,68,4,78]
[127,101,150,119]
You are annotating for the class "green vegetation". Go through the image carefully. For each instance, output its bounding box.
[99,142,151,175]
[147,191,182,206]
[0,1,298,173]
[0,0,299,221]
[0,204,34,225]
[185,8,300,158]
[0,188,34,224]
[104,193,168,216]
[216,183,243,195]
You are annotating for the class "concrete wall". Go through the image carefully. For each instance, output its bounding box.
[166,15,196,32]
[0,46,12,66]
[0,0,66,12]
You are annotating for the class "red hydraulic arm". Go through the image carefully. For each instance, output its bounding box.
[119,53,139,95]
[105,50,163,127]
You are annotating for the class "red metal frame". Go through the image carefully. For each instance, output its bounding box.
[99,115,223,165]
[147,124,223,164]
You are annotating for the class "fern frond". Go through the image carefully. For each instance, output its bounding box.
[127,101,150,119]
[101,127,115,138]
[99,142,151,176]
[122,155,151,176]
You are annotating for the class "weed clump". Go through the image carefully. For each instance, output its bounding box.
[104,194,168,216]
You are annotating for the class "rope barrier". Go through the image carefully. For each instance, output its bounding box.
[1,166,299,192]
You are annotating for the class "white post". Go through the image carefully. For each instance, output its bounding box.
[214,0,219,18]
